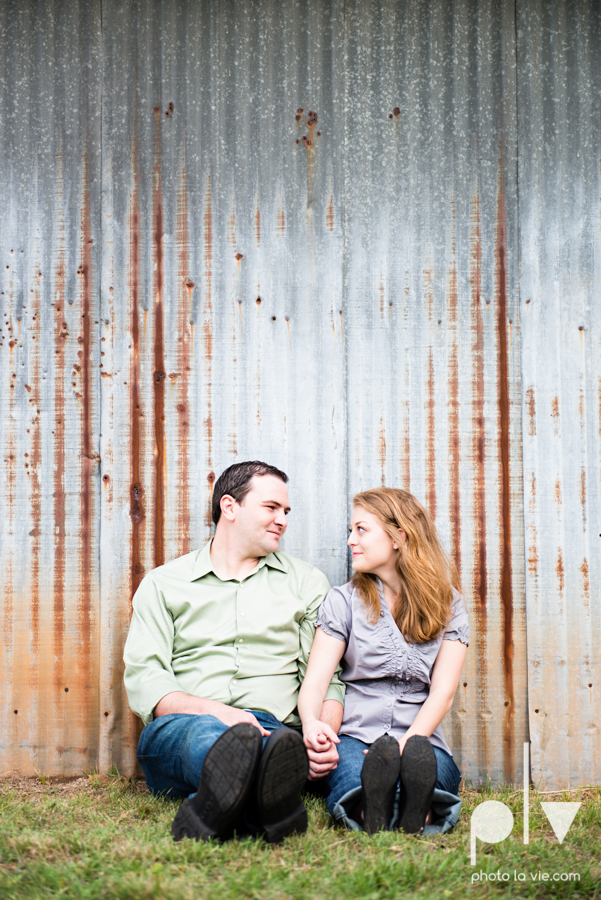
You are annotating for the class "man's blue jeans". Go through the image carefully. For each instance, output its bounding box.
[325,734,463,834]
[137,711,286,799]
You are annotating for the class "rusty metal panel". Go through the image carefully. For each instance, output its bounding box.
[517,0,601,789]
[2,0,599,789]
[97,0,348,772]
[342,0,527,786]
[0,0,102,774]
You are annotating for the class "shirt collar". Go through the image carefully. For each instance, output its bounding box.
[189,540,289,581]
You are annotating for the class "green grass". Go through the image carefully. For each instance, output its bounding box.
[0,776,599,899]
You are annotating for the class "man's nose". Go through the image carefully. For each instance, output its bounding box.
[274,509,287,527]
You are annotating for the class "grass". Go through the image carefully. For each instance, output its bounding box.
[0,775,599,900]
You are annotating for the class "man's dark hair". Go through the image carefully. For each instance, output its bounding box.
[212,460,289,525]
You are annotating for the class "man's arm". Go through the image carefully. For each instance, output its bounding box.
[124,574,270,735]
[153,691,270,735]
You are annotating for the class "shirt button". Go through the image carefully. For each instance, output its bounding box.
[386,702,392,707]
[232,679,237,684]
[239,638,244,642]
[240,612,245,617]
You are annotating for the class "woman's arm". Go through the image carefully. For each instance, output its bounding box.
[397,639,467,753]
[298,626,346,750]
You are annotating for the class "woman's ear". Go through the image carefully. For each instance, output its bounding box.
[396,530,407,547]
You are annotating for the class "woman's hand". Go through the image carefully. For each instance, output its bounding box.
[303,718,341,753]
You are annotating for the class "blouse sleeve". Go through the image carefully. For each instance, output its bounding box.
[443,587,470,646]
[316,584,352,644]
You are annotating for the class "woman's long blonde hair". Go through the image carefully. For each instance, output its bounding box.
[351,488,459,643]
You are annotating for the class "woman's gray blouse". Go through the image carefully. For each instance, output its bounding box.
[316,580,470,755]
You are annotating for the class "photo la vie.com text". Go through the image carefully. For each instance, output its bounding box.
[469,743,582,884]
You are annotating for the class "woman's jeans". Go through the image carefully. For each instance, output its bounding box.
[137,711,286,799]
[325,735,462,834]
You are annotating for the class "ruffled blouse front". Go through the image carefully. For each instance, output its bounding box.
[316,580,470,754]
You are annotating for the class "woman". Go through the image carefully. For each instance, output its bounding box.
[298,488,469,834]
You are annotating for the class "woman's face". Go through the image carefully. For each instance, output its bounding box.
[348,506,400,575]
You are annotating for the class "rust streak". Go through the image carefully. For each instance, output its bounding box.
[28,263,43,762]
[581,558,590,610]
[254,201,261,244]
[79,154,94,744]
[471,183,489,774]
[555,478,562,507]
[525,386,536,436]
[447,240,461,581]
[29,270,42,668]
[496,146,514,781]
[3,271,16,749]
[53,153,66,708]
[203,176,214,529]
[129,161,145,597]
[556,548,564,594]
[580,468,586,531]
[176,161,191,555]
[471,187,487,615]
[276,201,286,237]
[153,113,166,568]
[426,351,436,519]
[378,418,386,486]
[326,194,334,232]
[527,541,538,578]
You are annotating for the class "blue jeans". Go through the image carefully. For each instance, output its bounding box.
[137,711,287,799]
[325,735,462,834]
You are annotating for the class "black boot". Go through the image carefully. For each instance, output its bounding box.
[253,727,309,843]
[361,734,401,833]
[171,723,262,842]
[398,735,437,834]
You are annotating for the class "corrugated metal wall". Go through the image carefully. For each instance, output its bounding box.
[0,0,598,790]
[518,0,601,791]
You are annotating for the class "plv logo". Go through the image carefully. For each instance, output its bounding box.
[470,743,581,864]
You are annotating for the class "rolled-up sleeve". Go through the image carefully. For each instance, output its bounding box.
[443,588,470,646]
[298,570,346,705]
[316,585,352,643]
[123,574,183,725]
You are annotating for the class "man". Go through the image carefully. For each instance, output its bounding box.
[124,460,344,843]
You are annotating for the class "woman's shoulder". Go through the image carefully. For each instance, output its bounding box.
[324,580,355,607]
[450,586,468,615]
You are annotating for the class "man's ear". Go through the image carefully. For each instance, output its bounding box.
[220,494,237,522]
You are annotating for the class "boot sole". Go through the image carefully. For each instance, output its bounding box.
[255,728,308,843]
[361,734,401,834]
[399,735,437,834]
[171,723,262,842]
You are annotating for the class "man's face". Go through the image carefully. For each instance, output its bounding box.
[232,475,290,557]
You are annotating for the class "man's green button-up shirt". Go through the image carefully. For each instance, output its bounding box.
[124,541,345,726]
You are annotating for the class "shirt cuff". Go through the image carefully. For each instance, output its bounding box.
[324,682,346,705]
[127,674,183,726]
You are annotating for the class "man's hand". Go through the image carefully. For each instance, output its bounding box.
[211,704,271,736]
[153,692,270,736]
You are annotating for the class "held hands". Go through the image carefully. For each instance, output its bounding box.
[303,719,341,781]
